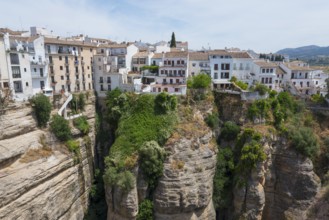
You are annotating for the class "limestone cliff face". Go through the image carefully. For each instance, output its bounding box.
[0,99,95,220]
[105,109,217,220]
[233,135,321,220]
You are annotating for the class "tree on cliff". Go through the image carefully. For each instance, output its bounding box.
[30,94,52,128]
[170,32,176,48]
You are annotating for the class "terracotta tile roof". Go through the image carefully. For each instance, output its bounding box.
[44,37,96,47]
[133,52,151,58]
[152,53,163,59]
[10,36,39,43]
[254,61,278,68]
[163,51,188,58]
[189,52,209,61]
[284,62,314,71]
[208,50,230,56]
[230,52,251,59]
[0,28,28,35]
[276,66,287,75]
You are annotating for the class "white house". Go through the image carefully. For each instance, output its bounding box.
[188,52,210,77]
[93,43,139,97]
[0,33,10,93]
[252,60,278,90]
[148,51,189,95]
[3,34,34,101]
[280,61,328,96]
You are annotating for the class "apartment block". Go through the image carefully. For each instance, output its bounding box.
[45,38,96,94]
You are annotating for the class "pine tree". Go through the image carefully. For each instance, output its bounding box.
[170,32,176,48]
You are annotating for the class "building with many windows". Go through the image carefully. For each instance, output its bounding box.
[44,38,96,94]
[188,52,210,77]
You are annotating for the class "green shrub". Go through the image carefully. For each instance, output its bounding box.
[30,94,52,127]
[50,115,71,141]
[78,93,86,111]
[139,141,166,189]
[154,92,177,114]
[213,147,234,209]
[189,74,212,89]
[73,116,90,134]
[237,140,266,175]
[137,199,154,220]
[247,99,271,121]
[205,113,219,129]
[289,127,319,158]
[70,95,78,113]
[254,84,269,96]
[221,121,240,141]
[103,165,135,192]
[311,94,326,105]
[235,81,248,90]
[66,140,79,153]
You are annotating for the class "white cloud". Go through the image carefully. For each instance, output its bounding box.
[1,0,329,52]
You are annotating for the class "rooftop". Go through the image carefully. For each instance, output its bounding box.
[254,61,278,68]
[189,52,209,61]
[44,37,96,47]
[133,51,151,58]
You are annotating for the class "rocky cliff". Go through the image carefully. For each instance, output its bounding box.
[0,98,95,220]
[233,134,321,220]
[105,99,217,220]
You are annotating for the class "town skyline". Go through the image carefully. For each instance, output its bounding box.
[1,0,329,53]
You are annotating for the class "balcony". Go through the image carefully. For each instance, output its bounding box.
[31,61,47,66]
[32,73,46,78]
[161,81,185,85]
[99,80,104,83]
[160,63,187,68]
[74,60,79,66]
[66,80,71,84]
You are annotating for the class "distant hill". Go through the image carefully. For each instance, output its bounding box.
[277,45,329,59]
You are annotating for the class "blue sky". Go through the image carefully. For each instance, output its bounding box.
[1,0,329,52]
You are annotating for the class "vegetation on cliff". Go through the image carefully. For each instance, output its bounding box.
[30,94,52,128]
[104,90,178,191]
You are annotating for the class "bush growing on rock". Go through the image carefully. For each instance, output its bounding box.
[137,199,154,220]
[30,94,52,128]
[289,127,319,158]
[50,115,71,141]
[205,113,219,129]
[221,121,240,141]
[139,141,166,189]
[154,92,177,114]
[73,116,90,134]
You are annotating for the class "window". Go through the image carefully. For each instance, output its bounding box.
[214,64,218,70]
[99,77,103,83]
[90,48,93,52]
[107,84,111,91]
[61,75,64,80]
[40,68,43,77]
[62,85,65,91]
[192,63,196,67]
[220,72,229,79]
[239,63,243,70]
[261,78,264,83]
[12,66,21,78]
[89,83,91,90]
[60,66,63,70]
[87,66,90,70]
[13,81,22,93]
[50,66,54,74]
[10,53,19,64]
[178,60,181,65]
[233,63,237,70]
[107,77,111,83]
[262,69,265,73]
[265,78,268,84]
[26,82,29,86]
[98,58,101,62]
[66,66,69,73]
[214,72,218,79]
[65,56,68,64]
[181,60,185,64]
[100,84,104,91]
[75,66,79,73]
[40,81,45,89]
[51,76,55,83]
[221,63,230,70]
[81,47,83,52]
[24,68,27,72]
[34,68,37,72]
[59,56,62,61]
[266,69,269,73]
[316,81,318,85]
[175,88,179,92]
[3,82,9,88]
[270,69,273,73]
[269,78,272,83]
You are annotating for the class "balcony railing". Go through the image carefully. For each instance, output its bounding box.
[32,73,46,78]
[74,60,79,65]
[160,63,187,68]
[31,61,48,66]
[99,80,104,83]
[160,81,185,85]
